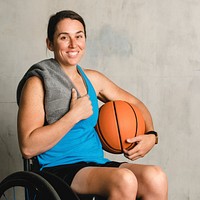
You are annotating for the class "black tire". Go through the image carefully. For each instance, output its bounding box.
[36,171,80,200]
[0,171,61,200]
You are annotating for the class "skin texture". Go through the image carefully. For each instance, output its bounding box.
[18,17,168,200]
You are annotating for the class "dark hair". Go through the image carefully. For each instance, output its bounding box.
[47,10,86,43]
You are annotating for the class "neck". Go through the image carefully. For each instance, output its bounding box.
[61,65,79,80]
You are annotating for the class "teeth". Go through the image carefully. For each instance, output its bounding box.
[67,52,78,56]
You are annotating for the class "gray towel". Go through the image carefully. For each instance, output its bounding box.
[17,58,81,124]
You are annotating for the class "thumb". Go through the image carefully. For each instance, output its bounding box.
[126,136,141,143]
[71,88,78,101]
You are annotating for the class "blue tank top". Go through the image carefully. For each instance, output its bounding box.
[38,65,109,169]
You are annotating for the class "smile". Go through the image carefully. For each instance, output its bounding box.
[67,51,78,57]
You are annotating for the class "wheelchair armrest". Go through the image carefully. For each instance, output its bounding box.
[23,157,40,172]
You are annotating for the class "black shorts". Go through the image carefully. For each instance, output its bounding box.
[42,161,123,185]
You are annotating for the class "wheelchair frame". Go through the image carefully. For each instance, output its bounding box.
[0,157,105,200]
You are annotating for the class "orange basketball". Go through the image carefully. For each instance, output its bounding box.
[96,100,145,154]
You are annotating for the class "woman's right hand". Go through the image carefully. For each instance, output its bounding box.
[70,88,93,121]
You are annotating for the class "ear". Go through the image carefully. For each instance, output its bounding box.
[46,38,54,51]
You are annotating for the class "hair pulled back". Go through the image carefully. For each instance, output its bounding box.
[47,10,86,43]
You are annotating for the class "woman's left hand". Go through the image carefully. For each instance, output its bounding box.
[123,134,156,161]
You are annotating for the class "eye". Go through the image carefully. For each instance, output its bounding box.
[76,34,84,39]
[59,34,69,41]
[61,36,67,40]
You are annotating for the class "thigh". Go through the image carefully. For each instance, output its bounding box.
[120,162,154,176]
[71,166,126,196]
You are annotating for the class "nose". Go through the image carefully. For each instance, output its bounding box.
[69,37,77,48]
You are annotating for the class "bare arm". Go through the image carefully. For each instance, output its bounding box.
[17,76,92,159]
[86,69,157,160]
[86,69,154,132]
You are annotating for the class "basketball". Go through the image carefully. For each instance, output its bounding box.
[96,100,145,154]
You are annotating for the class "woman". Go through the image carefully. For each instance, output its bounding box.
[17,10,168,200]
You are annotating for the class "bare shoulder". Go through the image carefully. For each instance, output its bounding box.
[83,68,111,86]
[84,68,109,88]
[83,68,122,102]
[22,76,43,92]
[84,68,104,79]
[82,69,108,98]
[20,76,44,105]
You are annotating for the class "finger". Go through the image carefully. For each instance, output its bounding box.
[126,135,142,144]
[124,151,143,161]
[123,145,139,157]
[130,155,143,161]
[71,88,78,101]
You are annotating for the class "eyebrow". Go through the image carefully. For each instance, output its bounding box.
[57,31,84,37]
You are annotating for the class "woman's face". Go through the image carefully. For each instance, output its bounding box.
[49,18,86,67]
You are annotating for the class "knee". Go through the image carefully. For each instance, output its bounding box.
[144,165,168,194]
[117,168,138,188]
[152,166,168,189]
[109,168,138,199]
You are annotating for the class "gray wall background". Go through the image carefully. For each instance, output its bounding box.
[0,0,200,199]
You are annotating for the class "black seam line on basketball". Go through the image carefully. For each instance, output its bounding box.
[126,102,138,149]
[113,101,123,152]
[126,102,138,136]
[97,107,120,153]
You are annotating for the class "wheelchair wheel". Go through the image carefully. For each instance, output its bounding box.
[0,171,61,200]
[36,171,80,200]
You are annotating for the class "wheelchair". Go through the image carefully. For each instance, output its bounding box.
[0,157,106,200]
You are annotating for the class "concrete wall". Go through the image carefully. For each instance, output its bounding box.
[0,0,200,199]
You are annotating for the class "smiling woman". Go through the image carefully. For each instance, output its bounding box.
[46,18,86,69]
[16,10,168,200]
